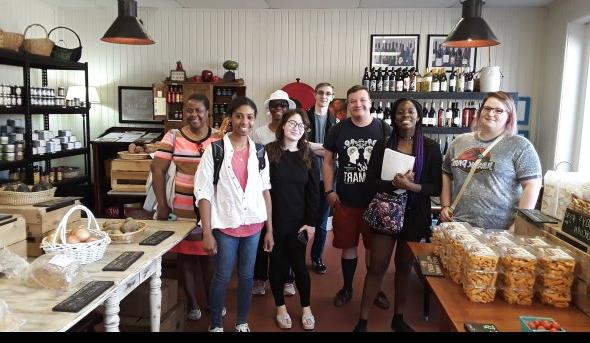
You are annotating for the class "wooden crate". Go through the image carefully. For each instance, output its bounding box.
[0,199,81,238]
[119,300,185,332]
[0,215,26,247]
[111,159,152,192]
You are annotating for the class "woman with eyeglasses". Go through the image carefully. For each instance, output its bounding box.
[440,91,542,231]
[252,90,298,298]
[354,98,442,332]
[151,93,222,321]
[266,109,319,330]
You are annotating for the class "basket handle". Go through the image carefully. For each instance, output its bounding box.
[23,24,49,39]
[48,26,81,48]
[51,204,100,246]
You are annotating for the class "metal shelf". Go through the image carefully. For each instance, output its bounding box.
[370,91,518,100]
[0,106,89,115]
[32,148,89,162]
[422,126,472,135]
[0,159,26,171]
[0,49,87,70]
[53,175,89,187]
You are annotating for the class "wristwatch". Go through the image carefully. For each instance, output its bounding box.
[324,189,334,196]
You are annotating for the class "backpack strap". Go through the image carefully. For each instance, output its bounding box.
[212,140,225,186]
[212,140,266,186]
[380,118,389,138]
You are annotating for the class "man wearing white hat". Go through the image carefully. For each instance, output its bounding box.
[252,89,298,297]
[252,90,296,145]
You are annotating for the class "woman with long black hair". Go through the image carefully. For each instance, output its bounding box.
[354,98,442,332]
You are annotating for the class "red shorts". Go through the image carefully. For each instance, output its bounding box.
[331,201,372,250]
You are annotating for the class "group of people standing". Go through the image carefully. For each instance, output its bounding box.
[150,80,542,332]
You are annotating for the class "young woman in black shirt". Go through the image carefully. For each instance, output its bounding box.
[354,98,442,332]
[266,109,320,330]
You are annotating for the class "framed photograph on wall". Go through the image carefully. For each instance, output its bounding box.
[517,96,531,125]
[370,34,419,69]
[118,86,159,124]
[426,34,477,72]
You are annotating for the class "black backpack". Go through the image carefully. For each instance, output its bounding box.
[211,139,266,185]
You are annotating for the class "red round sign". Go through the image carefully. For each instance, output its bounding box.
[281,78,315,111]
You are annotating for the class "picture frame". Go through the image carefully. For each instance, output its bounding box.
[517,96,531,125]
[118,86,160,124]
[426,34,477,72]
[518,129,530,139]
[370,34,419,69]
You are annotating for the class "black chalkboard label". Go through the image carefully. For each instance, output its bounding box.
[0,213,13,222]
[34,197,81,211]
[519,209,559,224]
[102,251,144,271]
[52,281,114,313]
[464,322,499,332]
[139,230,174,246]
[0,216,17,227]
[416,255,444,277]
[563,208,590,246]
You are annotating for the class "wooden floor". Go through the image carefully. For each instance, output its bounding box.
[179,230,442,332]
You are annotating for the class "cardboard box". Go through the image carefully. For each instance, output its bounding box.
[119,278,178,318]
[119,300,185,332]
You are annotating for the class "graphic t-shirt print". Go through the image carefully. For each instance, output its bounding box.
[451,147,496,173]
[342,138,377,184]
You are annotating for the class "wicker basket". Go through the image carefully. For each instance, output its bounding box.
[21,24,54,57]
[0,28,24,51]
[102,220,147,244]
[0,187,56,205]
[48,26,82,62]
[41,205,111,265]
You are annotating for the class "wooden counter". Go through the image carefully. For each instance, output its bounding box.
[407,242,590,332]
[0,219,194,332]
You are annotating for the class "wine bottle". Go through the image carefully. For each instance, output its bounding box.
[445,101,453,127]
[440,70,448,92]
[456,68,465,92]
[421,102,429,127]
[431,69,440,92]
[376,67,383,92]
[370,101,377,118]
[376,101,384,120]
[362,67,370,88]
[409,67,417,92]
[395,68,403,92]
[448,68,456,92]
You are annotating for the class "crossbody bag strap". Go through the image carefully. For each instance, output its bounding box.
[450,133,504,211]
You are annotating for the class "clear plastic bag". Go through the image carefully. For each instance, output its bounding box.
[24,253,83,291]
[0,247,29,279]
[0,299,25,332]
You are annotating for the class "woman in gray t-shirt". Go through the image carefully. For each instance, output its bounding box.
[440,91,542,230]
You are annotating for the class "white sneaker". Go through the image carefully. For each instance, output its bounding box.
[208,326,224,332]
[187,307,202,321]
[235,323,251,332]
[283,282,296,296]
[252,280,266,295]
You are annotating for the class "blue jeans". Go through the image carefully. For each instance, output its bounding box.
[311,181,332,262]
[209,229,261,328]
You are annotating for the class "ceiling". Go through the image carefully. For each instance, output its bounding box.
[41,0,555,9]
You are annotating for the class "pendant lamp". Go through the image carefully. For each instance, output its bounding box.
[443,0,499,48]
[101,0,154,45]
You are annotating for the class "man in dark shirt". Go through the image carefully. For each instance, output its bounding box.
[307,82,337,275]
[323,85,392,308]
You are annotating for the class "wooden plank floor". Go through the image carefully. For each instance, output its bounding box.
[179,230,442,332]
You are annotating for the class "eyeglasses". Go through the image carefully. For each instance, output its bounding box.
[269,101,288,108]
[481,106,505,115]
[285,120,307,131]
[316,90,334,97]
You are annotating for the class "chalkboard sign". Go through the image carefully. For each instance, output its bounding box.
[139,230,174,246]
[53,281,114,313]
[416,255,444,277]
[518,209,559,224]
[563,208,590,246]
[0,216,16,226]
[33,197,81,211]
[103,251,144,272]
[464,322,499,332]
[118,86,159,124]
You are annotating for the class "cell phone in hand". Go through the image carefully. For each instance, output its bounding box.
[297,230,308,245]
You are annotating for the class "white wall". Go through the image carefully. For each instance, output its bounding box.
[540,0,590,172]
[50,7,547,143]
[3,4,549,167]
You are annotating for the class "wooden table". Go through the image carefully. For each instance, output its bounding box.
[0,219,194,332]
[407,242,590,332]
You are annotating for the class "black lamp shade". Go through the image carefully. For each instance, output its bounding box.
[444,0,499,48]
[101,0,154,45]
